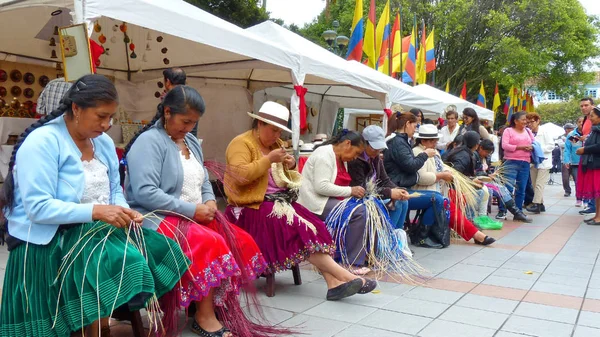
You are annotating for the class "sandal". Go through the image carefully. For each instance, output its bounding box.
[191,320,232,337]
[358,278,378,294]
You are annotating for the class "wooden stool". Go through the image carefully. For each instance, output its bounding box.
[265,265,302,297]
[111,305,145,337]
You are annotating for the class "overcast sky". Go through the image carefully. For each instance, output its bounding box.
[267,0,599,26]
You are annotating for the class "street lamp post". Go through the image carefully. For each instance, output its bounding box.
[322,20,349,57]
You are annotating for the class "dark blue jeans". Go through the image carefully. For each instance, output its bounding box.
[383,199,409,229]
[504,159,530,210]
[406,190,445,226]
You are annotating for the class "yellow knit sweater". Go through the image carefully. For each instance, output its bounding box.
[224,130,284,209]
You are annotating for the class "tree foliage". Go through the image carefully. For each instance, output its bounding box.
[185,0,269,28]
[536,100,582,125]
[298,0,600,102]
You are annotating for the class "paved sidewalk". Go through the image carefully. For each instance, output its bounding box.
[2,183,600,337]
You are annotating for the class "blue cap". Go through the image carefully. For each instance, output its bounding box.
[362,125,387,150]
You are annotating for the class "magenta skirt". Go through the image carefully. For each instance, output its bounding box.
[225,201,335,274]
[576,165,600,200]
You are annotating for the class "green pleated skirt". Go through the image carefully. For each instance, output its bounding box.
[0,222,190,337]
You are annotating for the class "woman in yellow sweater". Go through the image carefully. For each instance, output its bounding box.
[224,101,375,301]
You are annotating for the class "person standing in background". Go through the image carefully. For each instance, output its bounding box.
[560,123,576,197]
[36,77,72,115]
[579,98,596,215]
[437,106,460,152]
[564,118,584,206]
[162,68,200,137]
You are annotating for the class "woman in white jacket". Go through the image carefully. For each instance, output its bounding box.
[525,112,555,214]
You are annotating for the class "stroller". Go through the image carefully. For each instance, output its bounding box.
[548,144,561,185]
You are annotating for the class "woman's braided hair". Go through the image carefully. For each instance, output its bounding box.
[0,74,118,214]
[122,85,206,159]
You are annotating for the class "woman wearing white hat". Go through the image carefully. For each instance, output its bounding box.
[224,101,376,301]
[413,125,496,246]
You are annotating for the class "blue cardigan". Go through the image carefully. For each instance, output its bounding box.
[124,119,215,230]
[7,116,127,245]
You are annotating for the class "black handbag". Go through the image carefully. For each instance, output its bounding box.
[428,195,451,247]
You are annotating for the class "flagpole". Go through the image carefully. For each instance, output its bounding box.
[413,14,416,86]
[388,8,392,76]
[398,6,402,81]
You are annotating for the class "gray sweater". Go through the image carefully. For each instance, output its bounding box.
[124,119,215,229]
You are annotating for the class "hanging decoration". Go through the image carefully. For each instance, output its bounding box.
[98,34,106,44]
[94,22,102,33]
[147,31,152,41]
[146,42,151,51]
[49,38,56,46]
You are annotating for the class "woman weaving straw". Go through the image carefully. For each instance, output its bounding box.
[412,125,496,245]
[224,101,376,302]
[0,74,189,337]
[298,128,423,280]
[123,86,282,337]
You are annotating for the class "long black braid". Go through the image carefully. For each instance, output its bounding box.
[0,74,118,238]
[120,85,206,182]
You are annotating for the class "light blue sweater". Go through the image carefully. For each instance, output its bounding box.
[124,119,215,230]
[7,116,127,245]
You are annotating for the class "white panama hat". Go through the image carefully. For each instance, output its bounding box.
[247,101,292,133]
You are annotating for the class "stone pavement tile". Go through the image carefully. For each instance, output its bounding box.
[402,287,464,305]
[436,263,496,284]
[578,311,600,329]
[417,319,496,337]
[268,280,327,299]
[522,291,583,310]
[256,291,325,312]
[438,306,509,329]
[424,278,477,293]
[455,293,519,314]
[469,284,527,301]
[554,253,598,265]
[501,261,547,273]
[304,301,377,323]
[334,325,412,337]
[461,256,506,268]
[514,302,579,324]
[380,283,415,297]
[278,314,351,337]
[501,316,574,337]
[469,247,519,261]
[481,275,536,291]
[583,299,600,313]
[586,287,600,300]
[588,278,600,289]
[495,332,536,337]
[574,326,600,337]
[492,267,542,281]
[245,306,294,325]
[360,309,432,335]
[489,243,525,251]
[544,261,594,279]
[531,281,586,297]
[339,291,400,309]
[511,251,555,265]
[537,272,589,287]
[415,256,457,275]
[384,297,451,318]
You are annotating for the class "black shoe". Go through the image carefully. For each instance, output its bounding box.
[584,218,597,224]
[474,236,496,246]
[326,278,363,301]
[526,203,541,214]
[586,220,600,226]
[495,211,507,220]
[513,211,533,223]
[358,278,378,294]
[417,237,443,249]
[580,208,595,215]
[540,204,546,212]
[564,193,571,197]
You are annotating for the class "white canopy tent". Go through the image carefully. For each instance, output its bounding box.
[0,0,394,157]
[405,84,496,121]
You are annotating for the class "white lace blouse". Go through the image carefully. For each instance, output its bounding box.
[179,150,205,204]
[80,158,110,205]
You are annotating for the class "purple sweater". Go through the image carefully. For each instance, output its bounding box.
[502,127,534,162]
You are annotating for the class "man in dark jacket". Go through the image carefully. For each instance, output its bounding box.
[348,125,410,230]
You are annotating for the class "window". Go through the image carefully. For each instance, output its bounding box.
[584,89,597,98]
[547,91,563,101]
